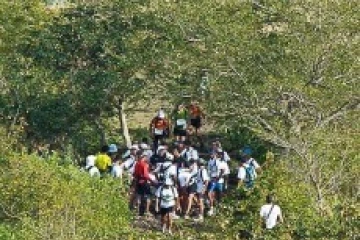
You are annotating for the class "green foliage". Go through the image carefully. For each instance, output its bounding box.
[0,154,131,240]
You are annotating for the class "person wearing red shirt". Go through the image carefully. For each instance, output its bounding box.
[133,150,153,216]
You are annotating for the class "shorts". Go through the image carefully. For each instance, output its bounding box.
[196,184,207,197]
[136,182,151,197]
[174,127,187,137]
[188,183,197,195]
[160,206,174,216]
[179,186,188,196]
[208,181,224,192]
[196,188,206,199]
[190,117,201,129]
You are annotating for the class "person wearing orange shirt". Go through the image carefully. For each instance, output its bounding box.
[150,109,169,152]
[189,101,205,137]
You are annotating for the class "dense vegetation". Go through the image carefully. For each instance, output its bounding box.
[0,0,358,239]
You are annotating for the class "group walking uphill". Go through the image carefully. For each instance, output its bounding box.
[82,105,284,235]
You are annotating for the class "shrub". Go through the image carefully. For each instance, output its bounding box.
[0,154,131,240]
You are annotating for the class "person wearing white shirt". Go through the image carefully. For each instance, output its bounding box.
[155,178,179,235]
[217,149,231,190]
[183,160,199,219]
[237,155,261,189]
[207,151,226,216]
[84,155,100,177]
[111,157,123,179]
[195,158,209,221]
[184,140,199,161]
[260,195,284,229]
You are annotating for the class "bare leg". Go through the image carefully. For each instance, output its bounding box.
[185,194,194,216]
[168,212,173,233]
[208,191,214,209]
[145,198,151,215]
[161,212,166,232]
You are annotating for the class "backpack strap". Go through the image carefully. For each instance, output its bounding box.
[266,204,275,220]
[124,158,135,171]
[86,166,94,172]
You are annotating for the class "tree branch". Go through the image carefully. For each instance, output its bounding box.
[317,98,360,128]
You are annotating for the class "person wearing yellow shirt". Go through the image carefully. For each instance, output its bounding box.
[95,145,112,175]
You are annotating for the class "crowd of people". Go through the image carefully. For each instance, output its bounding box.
[82,103,283,235]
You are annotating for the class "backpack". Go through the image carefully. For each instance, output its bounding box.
[244,160,256,187]
[209,160,218,177]
[124,158,135,171]
[157,163,172,182]
[188,172,198,186]
[197,168,206,183]
[159,186,176,201]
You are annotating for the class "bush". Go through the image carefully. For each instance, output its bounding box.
[0,154,131,240]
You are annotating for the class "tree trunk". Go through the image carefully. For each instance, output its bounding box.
[118,99,132,148]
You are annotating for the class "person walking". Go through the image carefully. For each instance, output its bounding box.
[155,178,179,235]
[260,194,284,230]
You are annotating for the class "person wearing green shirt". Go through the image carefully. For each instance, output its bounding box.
[173,104,189,142]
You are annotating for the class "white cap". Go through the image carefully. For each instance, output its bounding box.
[108,144,118,153]
[129,144,139,150]
[86,155,96,167]
[158,110,165,119]
[157,146,166,154]
[140,143,149,150]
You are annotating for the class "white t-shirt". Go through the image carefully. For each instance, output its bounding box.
[181,147,199,161]
[178,169,191,187]
[196,168,210,192]
[223,161,230,175]
[222,151,231,162]
[149,173,157,184]
[121,157,136,174]
[247,158,260,169]
[237,166,246,180]
[111,165,123,178]
[155,186,179,208]
[207,158,220,178]
[260,204,282,229]
[238,158,260,180]
[217,161,227,184]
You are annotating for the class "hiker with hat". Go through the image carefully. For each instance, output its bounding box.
[237,146,261,190]
[121,144,139,179]
[153,146,176,187]
[133,149,154,216]
[139,137,153,160]
[155,177,179,235]
[150,109,170,152]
